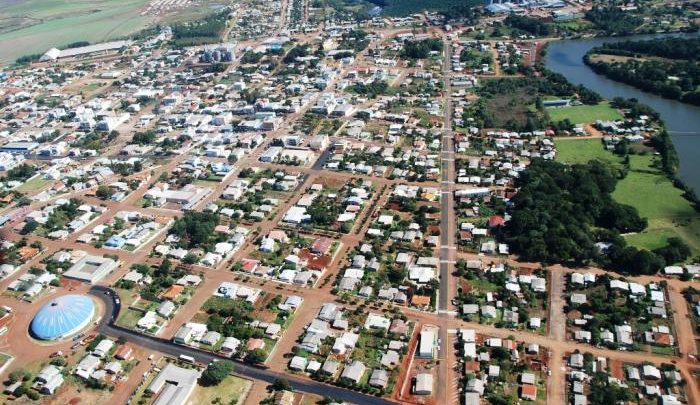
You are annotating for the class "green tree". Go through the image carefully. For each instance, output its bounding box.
[245,348,267,364]
[199,360,235,386]
[95,185,114,200]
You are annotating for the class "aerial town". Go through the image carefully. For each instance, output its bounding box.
[0,0,699,405]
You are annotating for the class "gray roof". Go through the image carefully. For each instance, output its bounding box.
[369,369,389,388]
[340,360,366,383]
[147,363,200,405]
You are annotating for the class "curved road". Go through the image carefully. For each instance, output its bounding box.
[88,286,394,405]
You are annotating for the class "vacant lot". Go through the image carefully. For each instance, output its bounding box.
[547,102,623,125]
[190,375,252,405]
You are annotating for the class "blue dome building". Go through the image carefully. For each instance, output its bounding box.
[30,294,95,340]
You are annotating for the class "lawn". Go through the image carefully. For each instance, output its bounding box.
[612,154,700,255]
[547,102,623,125]
[554,138,623,166]
[14,175,50,193]
[116,307,144,329]
[613,154,696,219]
[190,375,252,405]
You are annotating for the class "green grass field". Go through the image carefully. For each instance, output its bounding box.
[554,138,623,166]
[13,176,50,193]
[555,138,700,255]
[614,154,700,254]
[547,102,623,125]
[190,375,252,405]
[0,0,152,65]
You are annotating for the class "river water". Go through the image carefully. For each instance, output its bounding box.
[544,34,700,193]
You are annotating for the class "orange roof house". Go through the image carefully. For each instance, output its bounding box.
[521,384,537,401]
[160,284,184,300]
[411,295,431,307]
[246,338,265,351]
[17,246,39,260]
[114,344,133,360]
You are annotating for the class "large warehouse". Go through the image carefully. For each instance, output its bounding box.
[63,255,118,284]
[30,294,96,341]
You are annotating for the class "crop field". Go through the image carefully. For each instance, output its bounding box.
[0,0,225,65]
[0,0,152,64]
[547,101,623,125]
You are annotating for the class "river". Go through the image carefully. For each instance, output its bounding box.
[544,33,700,194]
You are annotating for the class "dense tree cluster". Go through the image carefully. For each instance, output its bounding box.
[4,164,35,182]
[468,70,601,131]
[585,7,643,35]
[592,38,700,61]
[400,38,443,59]
[504,15,554,36]
[338,29,370,52]
[131,130,156,145]
[169,211,220,249]
[200,360,235,386]
[478,70,601,105]
[171,10,229,47]
[503,159,646,264]
[283,46,310,64]
[350,80,390,98]
[587,371,634,404]
[504,159,692,273]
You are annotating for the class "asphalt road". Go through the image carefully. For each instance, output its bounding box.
[88,286,395,405]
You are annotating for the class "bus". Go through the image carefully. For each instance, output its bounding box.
[179,354,196,364]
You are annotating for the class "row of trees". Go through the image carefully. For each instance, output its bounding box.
[585,56,700,105]
[591,38,700,61]
[171,10,230,47]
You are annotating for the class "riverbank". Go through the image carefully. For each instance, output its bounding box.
[544,33,700,195]
[582,37,700,106]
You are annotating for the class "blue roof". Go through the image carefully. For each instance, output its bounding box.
[105,236,126,247]
[31,294,95,340]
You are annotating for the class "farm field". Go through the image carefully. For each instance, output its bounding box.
[0,0,152,65]
[0,0,226,65]
[547,101,623,124]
